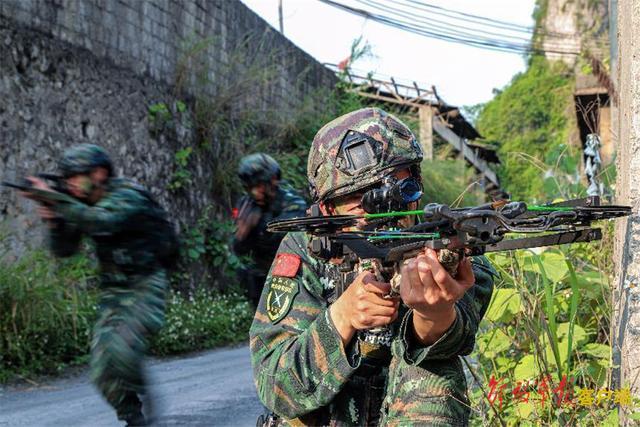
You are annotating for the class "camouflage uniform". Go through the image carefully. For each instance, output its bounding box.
[250,109,496,426]
[234,153,307,306]
[43,144,170,424]
[233,182,307,274]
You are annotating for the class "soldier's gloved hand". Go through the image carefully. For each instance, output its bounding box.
[329,271,400,346]
[399,248,475,345]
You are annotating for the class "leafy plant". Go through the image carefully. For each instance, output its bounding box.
[148,102,171,124]
[468,242,620,425]
[176,206,248,292]
[168,147,193,191]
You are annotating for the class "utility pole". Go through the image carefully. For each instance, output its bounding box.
[278,0,284,34]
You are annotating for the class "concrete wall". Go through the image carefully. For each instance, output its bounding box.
[0,0,336,261]
[612,1,640,424]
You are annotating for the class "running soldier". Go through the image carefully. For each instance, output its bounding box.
[20,144,175,426]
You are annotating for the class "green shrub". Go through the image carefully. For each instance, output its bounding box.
[0,248,253,383]
[152,289,253,355]
[468,239,619,425]
[475,56,578,202]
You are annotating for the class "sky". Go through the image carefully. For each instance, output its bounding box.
[240,0,536,108]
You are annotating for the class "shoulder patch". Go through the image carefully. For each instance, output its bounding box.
[272,253,301,278]
[266,277,299,323]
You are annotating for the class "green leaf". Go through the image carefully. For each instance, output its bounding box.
[552,290,570,313]
[485,288,521,323]
[602,409,620,425]
[576,270,608,298]
[556,323,589,348]
[519,250,569,283]
[628,412,640,421]
[581,343,610,360]
[486,252,512,270]
[187,249,200,260]
[540,250,569,282]
[176,100,187,113]
[515,401,534,419]
[544,339,568,370]
[514,354,538,380]
[494,356,516,374]
[587,359,608,388]
[477,328,511,358]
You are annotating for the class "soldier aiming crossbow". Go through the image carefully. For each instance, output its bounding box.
[251,107,631,426]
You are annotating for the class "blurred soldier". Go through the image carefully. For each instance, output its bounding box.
[20,144,176,426]
[233,153,307,308]
[250,108,496,425]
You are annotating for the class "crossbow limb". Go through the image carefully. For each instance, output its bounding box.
[267,196,632,281]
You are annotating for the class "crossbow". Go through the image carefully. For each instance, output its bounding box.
[268,196,632,283]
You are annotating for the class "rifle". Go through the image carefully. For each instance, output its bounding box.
[267,196,632,293]
[2,174,75,205]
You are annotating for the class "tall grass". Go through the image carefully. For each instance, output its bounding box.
[0,251,98,382]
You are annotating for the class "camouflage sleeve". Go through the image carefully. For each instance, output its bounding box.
[52,187,146,235]
[250,233,360,419]
[395,256,496,364]
[48,219,82,257]
[277,192,307,220]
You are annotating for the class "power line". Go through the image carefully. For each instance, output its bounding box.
[359,0,542,45]
[318,0,583,56]
[377,0,588,40]
[358,0,594,52]
[400,0,544,34]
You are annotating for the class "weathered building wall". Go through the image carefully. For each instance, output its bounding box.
[541,0,609,66]
[0,0,337,259]
[612,1,640,425]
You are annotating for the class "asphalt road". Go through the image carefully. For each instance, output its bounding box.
[0,346,264,427]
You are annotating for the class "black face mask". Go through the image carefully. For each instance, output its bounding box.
[361,176,423,214]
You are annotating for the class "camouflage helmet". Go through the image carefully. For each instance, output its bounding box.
[307,108,423,201]
[238,153,281,188]
[59,144,113,178]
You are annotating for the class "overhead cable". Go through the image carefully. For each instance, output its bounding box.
[318,0,583,55]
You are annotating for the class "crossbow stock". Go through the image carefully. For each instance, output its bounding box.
[268,196,632,286]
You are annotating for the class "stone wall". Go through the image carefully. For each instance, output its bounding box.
[0,0,337,260]
[0,0,336,109]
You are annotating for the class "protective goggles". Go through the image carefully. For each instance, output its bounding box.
[361,175,423,214]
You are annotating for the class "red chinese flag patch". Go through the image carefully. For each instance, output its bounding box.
[231,207,239,219]
[272,253,301,278]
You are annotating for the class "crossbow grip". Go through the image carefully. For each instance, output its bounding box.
[438,249,463,277]
[388,249,463,296]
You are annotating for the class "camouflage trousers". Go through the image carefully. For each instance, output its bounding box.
[90,269,167,421]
